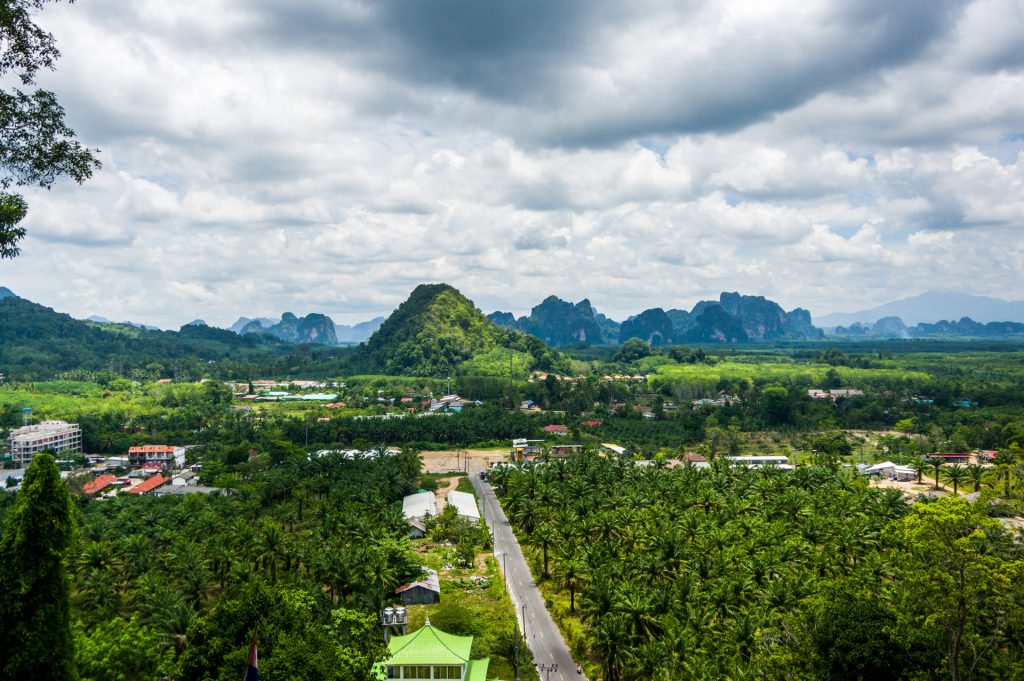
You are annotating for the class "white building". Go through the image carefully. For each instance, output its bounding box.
[7,421,82,466]
[727,455,794,470]
[403,491,437,539]
[446,490,481,521]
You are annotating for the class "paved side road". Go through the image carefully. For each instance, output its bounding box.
[470,467,586,681]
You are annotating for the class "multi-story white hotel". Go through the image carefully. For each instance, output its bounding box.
[7,421,83,466]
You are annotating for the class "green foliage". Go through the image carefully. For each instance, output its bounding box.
[886,496,1024,680]
[613,338,656,363]
[0,452,78,680]
[177,583,386,681]
[495,454,1024,680]
[75,615,173,681]
[0,0,101,258]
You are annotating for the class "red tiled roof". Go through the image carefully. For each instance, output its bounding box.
[543,424,567,433]
[582,420,603,427]
[128,474,168,495]
[83,474,118,495]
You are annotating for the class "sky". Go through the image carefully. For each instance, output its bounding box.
[3,0,1023,328]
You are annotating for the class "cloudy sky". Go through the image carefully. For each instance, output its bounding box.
[3,0,1023,328]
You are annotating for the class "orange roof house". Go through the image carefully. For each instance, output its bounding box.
[129,474,168,495]
[83,474,119,495]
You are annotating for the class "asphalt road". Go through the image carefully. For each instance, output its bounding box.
[469,465,586,681]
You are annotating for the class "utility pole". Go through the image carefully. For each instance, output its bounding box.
[513,619,520,681]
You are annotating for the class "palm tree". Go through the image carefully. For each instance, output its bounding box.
[255,521,284,583]
[964,464,986,493]
[559,558,585,614]
[943,465,966,495]
[910,457,927,484]
[928,457,945,490]
[532,522,556,578]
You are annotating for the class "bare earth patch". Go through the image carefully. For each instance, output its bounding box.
[419,448,510,473]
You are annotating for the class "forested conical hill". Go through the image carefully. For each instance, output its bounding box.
[359,283,567,376]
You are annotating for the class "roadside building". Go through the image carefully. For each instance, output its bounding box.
[7,421,82,466]
[549,444,582,457]
[446,490,480,521]
[394,568,441,605]
[511,438,544,461]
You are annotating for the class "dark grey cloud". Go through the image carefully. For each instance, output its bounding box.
[240,0,968,148]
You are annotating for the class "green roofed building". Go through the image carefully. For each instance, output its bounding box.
[376,617,495,681]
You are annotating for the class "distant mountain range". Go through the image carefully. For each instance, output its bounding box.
[832,316,1024,339]
[491,292,822,346]
[817,291,1024,327]
[229,314,383,344]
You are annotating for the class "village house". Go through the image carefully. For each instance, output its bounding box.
[128,445,185,470]
[394,568,441,605]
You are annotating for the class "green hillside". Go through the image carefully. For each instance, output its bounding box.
[0,296,279,379]
[359,283,567,376]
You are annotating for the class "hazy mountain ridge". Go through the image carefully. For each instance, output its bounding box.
[833,316,1024,338]
[334,317,384,343]
[229,314,383,343]
[240,312,338,345]
[818,291,1024,327]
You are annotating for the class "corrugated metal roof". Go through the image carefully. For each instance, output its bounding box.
[446,490,480,520]
[395,568,441,595]
[402,491,437,520]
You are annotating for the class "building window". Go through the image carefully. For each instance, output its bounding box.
[434,665,463,679]
[386,666,398,679]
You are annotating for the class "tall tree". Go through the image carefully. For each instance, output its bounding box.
[886,496,1022,681]
[1,0,100,258]
[0,452,78,680]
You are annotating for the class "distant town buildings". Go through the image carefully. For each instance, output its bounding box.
[7,420,82,466]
